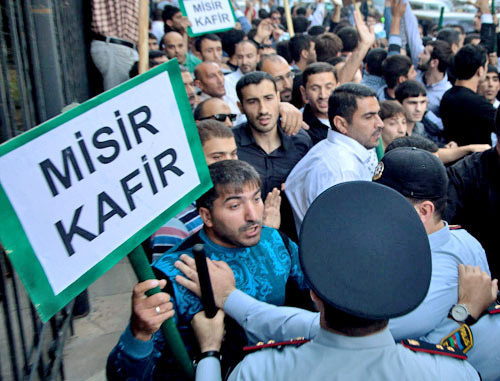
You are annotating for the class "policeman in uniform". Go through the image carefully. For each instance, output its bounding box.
[178,182,491,380]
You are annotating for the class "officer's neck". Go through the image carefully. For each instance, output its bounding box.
[319,313,388,337]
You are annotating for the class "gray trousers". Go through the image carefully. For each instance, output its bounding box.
[90,40,139,91]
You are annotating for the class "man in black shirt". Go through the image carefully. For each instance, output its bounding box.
[445,114,500,278]
[440,44,496,145]
[300,63,337,145]
[234,71,312,240]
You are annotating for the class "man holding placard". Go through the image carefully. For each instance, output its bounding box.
[107,160,307,380]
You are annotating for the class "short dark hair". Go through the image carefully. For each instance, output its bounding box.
[328,83,376,128]
[220,29,245,57]
[289,34,312,62]
[296,7,307,15]
[394,80,427,103]
[162,5,181,33]
[196,119,234,145]
[162,5,181,22]
[487,64,499,74]
[235,39,259,54]
[324,303,388,335]
[385,135,439,154]
[149,50,167,60]
[453,44,487,80]
[436,28,461,47]
[292,15,310,33]
[276,40,292,63]
[327,56,346,67]
[464,32,480,45]
[236,71,277,101]
[379,100,407,120]
[448,24,465,35]
[308,25,326,36]
[382,55,413,89]
[315,33,343,62]
[196,160,262,210]
[428,40,453,73]
[337,27,358,52]
[302,62,336,87]
[195,34,221,53]
[193,98,209,121]
[365,48,387,76]
[408,195,447,220]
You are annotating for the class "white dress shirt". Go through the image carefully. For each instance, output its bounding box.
[285,130,373,232]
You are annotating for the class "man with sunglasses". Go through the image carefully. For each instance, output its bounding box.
[194,98,237,127]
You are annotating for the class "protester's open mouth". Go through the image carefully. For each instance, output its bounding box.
[244,224,260,237]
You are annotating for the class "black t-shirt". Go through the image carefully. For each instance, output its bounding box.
[445,147,500,278]
[440,86,495,145]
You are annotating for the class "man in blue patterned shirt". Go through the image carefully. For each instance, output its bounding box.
[107,159,306,380]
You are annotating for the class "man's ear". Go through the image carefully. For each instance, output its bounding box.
[333,115,349,135]
[194,79,203,91]
[237,101,243,114]
[430,58,439,69]
[198,207,214,228]
[476,65,485,79]
[397,75,407,86]
[301,48,309,62]
[413,200,435,226]
[300,85,308,104]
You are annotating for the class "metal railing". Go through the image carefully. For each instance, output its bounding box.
[0,0,92,379]
[0,247,74,380]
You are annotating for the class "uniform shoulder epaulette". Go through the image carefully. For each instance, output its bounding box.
[401,338,467,360]
[488,303,500,314]
[449,225,462,230]
[243,337,310,353]
[440,324,473,354]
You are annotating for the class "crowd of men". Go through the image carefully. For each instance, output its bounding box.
[90,0,500,379]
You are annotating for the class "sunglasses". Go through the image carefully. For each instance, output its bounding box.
[199,113,237,122]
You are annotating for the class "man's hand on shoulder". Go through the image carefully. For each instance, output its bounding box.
[130,279,174,341]
[458,264,498,320]
[175,254,236,309]
[279,102,309,135]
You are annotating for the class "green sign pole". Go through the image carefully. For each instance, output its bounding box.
[128,245,195,379]
[438,7,444,30]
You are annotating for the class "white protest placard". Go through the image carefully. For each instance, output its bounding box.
[180,0,237,37]
[0,60,211,322]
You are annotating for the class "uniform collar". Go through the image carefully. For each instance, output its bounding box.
[327,130,372,164]
[315,326,395,349]
[427,221,450,251]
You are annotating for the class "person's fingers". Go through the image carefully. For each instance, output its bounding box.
[179,254,197,269]
[458,263,465,277]
[281,110,289,130]
[137,292,172,310]
[175,259,200,283]
[176,274,201,295]
[301,121,310,130]
[492,279,499,298]
[133,279,162,300]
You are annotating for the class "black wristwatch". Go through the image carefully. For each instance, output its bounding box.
[195,350,221,366]
[448,304,477,325]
